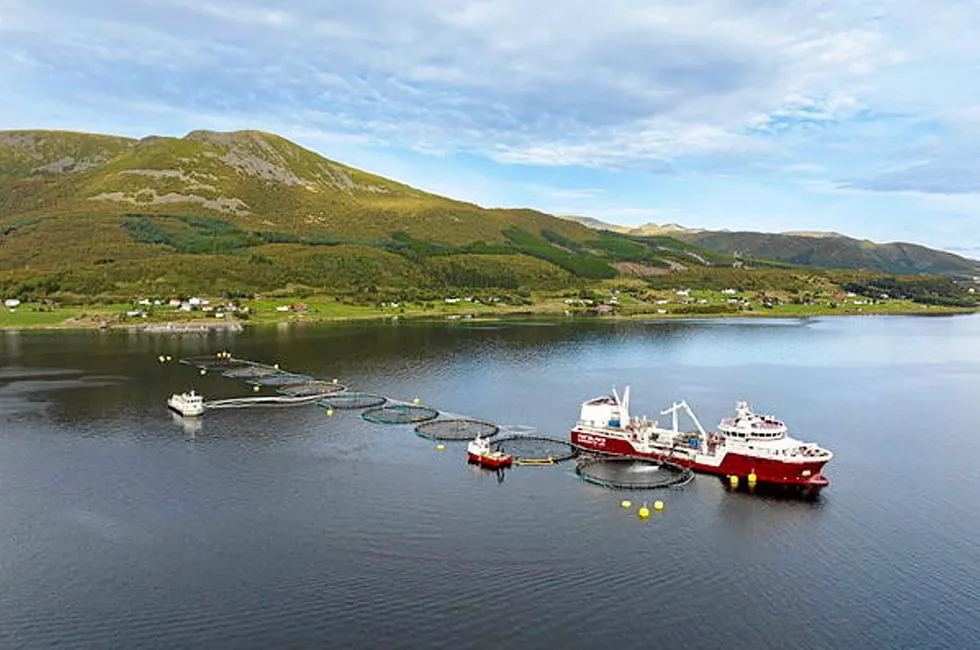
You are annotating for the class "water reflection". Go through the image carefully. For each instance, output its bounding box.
[170,411,203,438]
[466,462,508,485]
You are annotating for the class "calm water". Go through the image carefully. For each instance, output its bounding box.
[1,315,979,649]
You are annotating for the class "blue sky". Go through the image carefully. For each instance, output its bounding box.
[2,0,978,257]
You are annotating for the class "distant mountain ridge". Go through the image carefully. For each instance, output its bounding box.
[559,216,979,276]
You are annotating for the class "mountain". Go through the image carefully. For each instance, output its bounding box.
[558,216,708,237]
[679,231,980,277]
[560,216,980,277]
[0,129,711,298]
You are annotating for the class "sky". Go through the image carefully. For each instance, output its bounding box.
[1,0,979,258]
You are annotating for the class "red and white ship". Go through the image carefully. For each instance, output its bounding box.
[467,435,513,469]
[570,388,832,489]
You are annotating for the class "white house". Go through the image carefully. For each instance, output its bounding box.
[4,298,21,308]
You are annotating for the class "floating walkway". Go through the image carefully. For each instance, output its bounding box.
[174,352,693,491]
[204,394,325,409]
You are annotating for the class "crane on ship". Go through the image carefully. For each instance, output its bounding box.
[658,401,710,460]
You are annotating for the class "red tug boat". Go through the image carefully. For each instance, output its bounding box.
[570,388,832,490]
[467,435,513,469]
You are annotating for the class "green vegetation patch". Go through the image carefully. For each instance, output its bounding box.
[843,276,978,308]
[388,231,458,259]
[504,227,617,278]
[122,214,354,255]
[122,213,259,254]
[425,254,570,289]
[0,217,42,237]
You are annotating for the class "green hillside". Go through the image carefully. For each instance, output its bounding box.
[0,129,714,299]
[679,231,980,277]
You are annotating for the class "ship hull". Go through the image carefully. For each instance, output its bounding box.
[467,451,513,469]
[571,428,829,489]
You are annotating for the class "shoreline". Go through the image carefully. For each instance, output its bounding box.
[1,304,976,331]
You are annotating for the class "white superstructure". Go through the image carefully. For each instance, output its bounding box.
[167,390,205,417]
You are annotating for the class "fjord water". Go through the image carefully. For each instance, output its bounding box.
[1,315,978,650]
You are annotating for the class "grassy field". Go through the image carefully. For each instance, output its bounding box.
[0,303,134,328]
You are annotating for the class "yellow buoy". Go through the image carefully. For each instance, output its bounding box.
[412,397,421,405]
[436,444,446,451]
[273,363,279,370]
[654,500,665,511]
[729,475,739,488]
[199,369,206,375]
[158,355,165,363]
[332,378,339,384]
[637,506,651,519]
[747,473,758,486]
[620,500,632,509]
[253,385,260,392]
[166,355,172,362]
[326,408,334,416]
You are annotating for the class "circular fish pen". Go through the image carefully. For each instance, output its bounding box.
[222,366,279,379]
[363,404,439,425]
[316,392,387,410]
[414,418,500,441]
[490,435,578,465]
[277,382,346,397]
[575,456,693,489]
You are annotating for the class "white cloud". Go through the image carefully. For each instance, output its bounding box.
[2,1,941,160]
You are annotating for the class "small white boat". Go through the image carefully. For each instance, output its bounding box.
[167,390,205,417]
